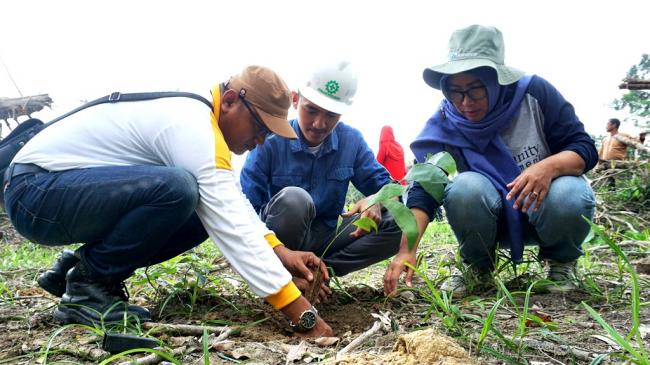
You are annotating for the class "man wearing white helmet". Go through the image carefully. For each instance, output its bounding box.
[241,62,401,301]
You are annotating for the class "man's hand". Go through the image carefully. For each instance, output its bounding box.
[293,277,332,304]
[274,246,329,283]
[383,251,417,296]
[297,316,333,338]
[341,197,382,238]
[281,295,333,338]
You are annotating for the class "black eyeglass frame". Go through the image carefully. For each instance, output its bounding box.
[237,89,272,138]
[444,85,488,104]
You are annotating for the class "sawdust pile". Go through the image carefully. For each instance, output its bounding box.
[331,329,478,365]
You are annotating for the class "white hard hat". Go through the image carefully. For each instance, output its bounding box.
[298,61,358,115]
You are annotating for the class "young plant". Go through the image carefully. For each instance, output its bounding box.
[306,152,456,303]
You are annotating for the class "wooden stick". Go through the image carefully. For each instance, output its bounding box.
[518,339,601,362]
[142,322,229,336]
[336,320,383,358]
[116,347,184,365]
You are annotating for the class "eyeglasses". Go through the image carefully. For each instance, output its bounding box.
[238,89,272,138]
[444,85,487,104]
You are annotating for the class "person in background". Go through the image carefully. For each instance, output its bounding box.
[377,125,407,185]
[598,118,635,161]
[241,62,402,302]
[638,130,649,159]
[383,25,597,298]
[5,65,332,337]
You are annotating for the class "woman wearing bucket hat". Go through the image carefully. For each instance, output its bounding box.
[383,25,598,298]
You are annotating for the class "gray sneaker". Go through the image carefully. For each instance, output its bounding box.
[440,265,492,298]
[544,260,578,293]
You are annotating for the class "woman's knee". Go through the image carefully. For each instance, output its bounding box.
[444,172,501,214]
[542,176,595,221]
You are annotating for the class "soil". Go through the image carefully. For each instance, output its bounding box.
[1,220,649,364]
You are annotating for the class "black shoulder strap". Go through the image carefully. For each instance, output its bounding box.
[46,91,213,126]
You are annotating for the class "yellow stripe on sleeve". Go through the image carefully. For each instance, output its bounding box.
[266,280,301,310]
[264,233,284,248]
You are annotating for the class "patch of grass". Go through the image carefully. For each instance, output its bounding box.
[0,241,75,270]
[418,220,456,247]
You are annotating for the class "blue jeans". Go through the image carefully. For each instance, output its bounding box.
[261,187,402,276]
[443,172,596,271]
[4,165,208,280]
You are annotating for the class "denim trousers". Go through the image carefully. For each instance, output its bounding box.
[4,165,208,280]
[261,187,402,276]
[443,172,596,271]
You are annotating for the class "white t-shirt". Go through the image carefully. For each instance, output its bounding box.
[14,96,294,302]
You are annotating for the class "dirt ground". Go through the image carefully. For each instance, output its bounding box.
[0,222,649,364]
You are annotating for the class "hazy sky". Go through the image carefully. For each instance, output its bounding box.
[1,0,648,161]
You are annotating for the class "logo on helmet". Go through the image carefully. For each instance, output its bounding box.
[318,80,341,100]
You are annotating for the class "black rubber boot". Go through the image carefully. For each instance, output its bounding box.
[37,249,79,297]
[53,261,151,326]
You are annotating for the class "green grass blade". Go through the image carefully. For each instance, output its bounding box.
[582,302,645,363]
[477,297,505,351]
[585,219,641,341]
[42,324,103,364]
[98,348,182,365]
[203,328,210,365]
[518,282,536,338]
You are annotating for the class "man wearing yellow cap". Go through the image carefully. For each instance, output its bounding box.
[3,66,332,337]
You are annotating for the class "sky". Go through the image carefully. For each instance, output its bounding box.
[1,0,648,162]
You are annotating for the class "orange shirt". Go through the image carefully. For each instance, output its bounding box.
[598,133,632,160]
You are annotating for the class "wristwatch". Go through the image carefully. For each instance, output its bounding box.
[289,306,318,332]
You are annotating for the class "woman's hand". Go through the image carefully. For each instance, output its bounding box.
[506,162,554,212]
[383,251,417,296]
[506,151,586,213]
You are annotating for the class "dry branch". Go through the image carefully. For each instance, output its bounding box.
[614,134,650,153]
[519,338,602,362]
[336,320,383,358]
[619,79,650,90]
[116,346,184,365]
[0,94,52,121]
[333,313,392,359]
[142,322,229,336]
[49,341,108,362]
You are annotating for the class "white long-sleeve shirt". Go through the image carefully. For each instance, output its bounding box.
[13,90,299,309]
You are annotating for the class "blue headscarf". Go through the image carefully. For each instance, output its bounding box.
[411,67,533,263]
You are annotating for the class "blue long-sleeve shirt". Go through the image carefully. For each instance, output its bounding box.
[241,120,393,228]
[407,75,598,220]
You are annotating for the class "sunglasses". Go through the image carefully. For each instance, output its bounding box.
[238,89,272,138]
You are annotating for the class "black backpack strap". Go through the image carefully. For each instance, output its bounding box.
[46,91,212,126]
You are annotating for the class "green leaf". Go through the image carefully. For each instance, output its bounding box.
[405,163,448,202]
[382,199,419,250]
[353,217,378,233]
[426,151,457,175]
[367,183,404,207]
